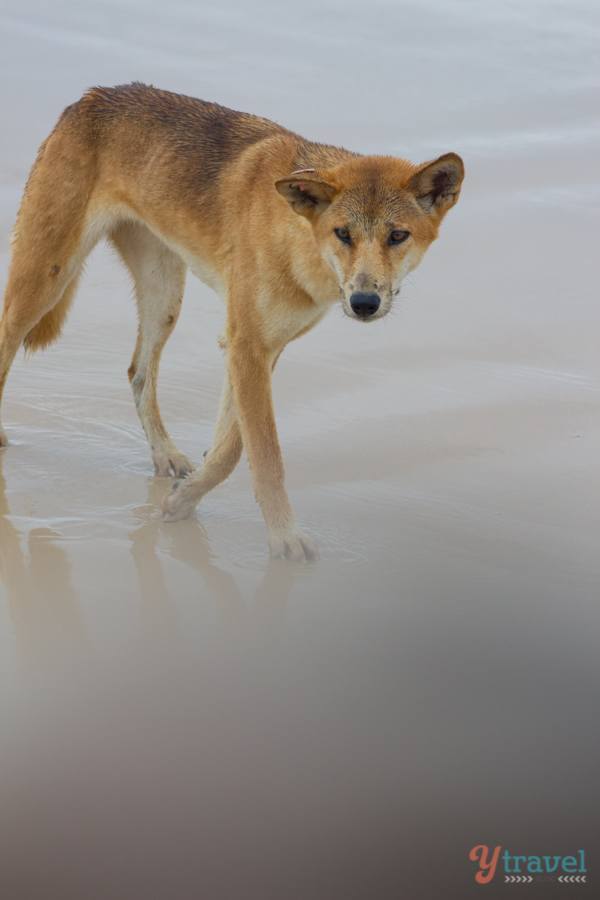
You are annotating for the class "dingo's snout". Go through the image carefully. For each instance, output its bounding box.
[349,292,381,319]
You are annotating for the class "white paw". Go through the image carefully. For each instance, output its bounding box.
[162,478,198,522]
[152,447,194,478]
[269,527,319,562]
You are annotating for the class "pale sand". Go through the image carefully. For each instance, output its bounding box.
[0,1,599,897]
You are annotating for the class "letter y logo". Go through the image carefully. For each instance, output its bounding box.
[469,844,502,884]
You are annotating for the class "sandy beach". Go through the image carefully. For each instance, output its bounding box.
[1,1,599,896]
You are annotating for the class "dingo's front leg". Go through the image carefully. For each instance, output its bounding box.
[228,337,317,562]
[162,374,242,521]
[163,335,317,561]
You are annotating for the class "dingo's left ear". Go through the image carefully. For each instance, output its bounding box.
[275,173,338,220]
[408,153,464,216]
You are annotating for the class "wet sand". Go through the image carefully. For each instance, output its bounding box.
[1,1,599,897]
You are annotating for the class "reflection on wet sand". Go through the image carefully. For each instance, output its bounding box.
[0,463,299,675]
[0,456,85,673]
[129,480,297,636]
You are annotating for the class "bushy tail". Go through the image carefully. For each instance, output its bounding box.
[23,277,78,352]
[11,94,95,354]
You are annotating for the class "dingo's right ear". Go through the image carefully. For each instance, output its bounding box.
[408,153,464,218]
[275,173,338,220]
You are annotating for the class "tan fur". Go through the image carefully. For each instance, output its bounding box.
[24,275,79,351]
[0,83,464,559]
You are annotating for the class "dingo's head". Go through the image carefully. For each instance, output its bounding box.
[276,153,464,321]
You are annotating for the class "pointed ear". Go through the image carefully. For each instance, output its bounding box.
[275,171,339,220]
[408,153,464,217]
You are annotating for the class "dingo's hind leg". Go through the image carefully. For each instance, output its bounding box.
[110,222,192,478]
[0,256,86,447]
[0,267,81,447]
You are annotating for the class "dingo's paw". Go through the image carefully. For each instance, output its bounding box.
[153,446,194,479]
[269,528,319,562]
[161,478,197,522]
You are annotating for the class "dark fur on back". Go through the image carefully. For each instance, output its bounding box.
[75,83,354,186]
[81,83,290,178]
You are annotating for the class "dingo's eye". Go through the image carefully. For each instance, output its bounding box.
[388,230,410,245]
[334,227,352,246]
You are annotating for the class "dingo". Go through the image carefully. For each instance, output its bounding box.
[0,83,464,560]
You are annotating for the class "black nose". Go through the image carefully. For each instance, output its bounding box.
[350,292,381,318]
